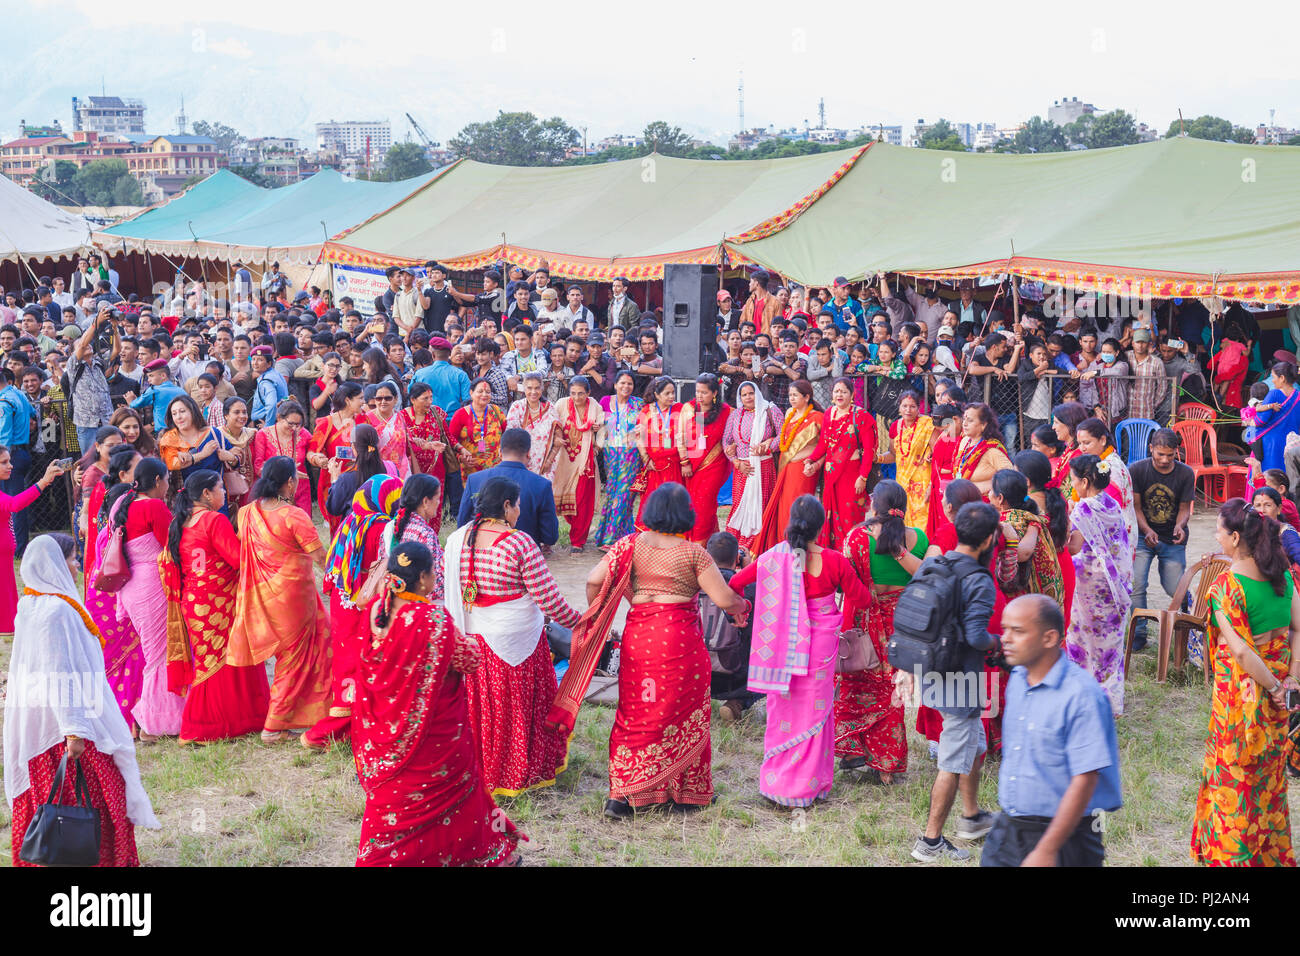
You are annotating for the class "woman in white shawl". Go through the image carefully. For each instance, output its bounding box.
[443,475,581,797]
[723,380,784,552]
[4,534,159,866]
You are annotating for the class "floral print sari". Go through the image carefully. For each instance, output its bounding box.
[1065,492,1133,715]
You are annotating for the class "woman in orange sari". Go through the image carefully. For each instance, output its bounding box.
[803,377,876,549]
[677,373,732,544]
[307,382,363,536]
[636,377,683,524]
[160,471,270,744]
[354,542,522,867]
[228,456,331,744]
[953,402,1013,499]
[550,483,750,817]
[541,375,604,553]
[755,380,822,555]
[1192,499,1299,866]
[889,390,934,530]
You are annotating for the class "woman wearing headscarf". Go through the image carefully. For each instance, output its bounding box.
[304,473,403,751]
[5,534,160,866]
[161,471,270,744]
[444,476,581,797]
[722,380,783,553]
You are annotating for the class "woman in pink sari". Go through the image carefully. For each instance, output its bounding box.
[728,495,871,807]
[110,457,185,740]
[252,399,312,515]
[86,446,143,728]
[357,381,412,479]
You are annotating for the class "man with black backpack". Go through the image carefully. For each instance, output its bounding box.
[889,501,1001,863]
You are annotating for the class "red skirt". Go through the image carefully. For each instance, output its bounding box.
[755,458,819,555]
[611,600,712,807]
[834,590,908,772]
[686,458,729,543]
[304,585,367,746]
[637,450,683,525]
[463,630,569,797]
[10,741,138,867]
[356,675,521,867]
[180,662,270,743]
[818,461,866,550]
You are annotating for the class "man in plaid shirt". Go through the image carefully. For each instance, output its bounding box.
[1126,329,1168,422]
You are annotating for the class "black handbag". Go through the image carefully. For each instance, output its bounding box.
[19,751,102,867]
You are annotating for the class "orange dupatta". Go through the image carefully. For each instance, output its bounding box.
[228,502,321,667]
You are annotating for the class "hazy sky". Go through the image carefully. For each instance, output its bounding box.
[6,0,1299,147]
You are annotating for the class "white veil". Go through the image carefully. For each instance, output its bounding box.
[730,382,773,537]
[3,536,159,827]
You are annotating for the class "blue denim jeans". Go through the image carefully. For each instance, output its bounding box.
[1132,539,1187,636]
[998,413,1019,453]
[4,443,32,554]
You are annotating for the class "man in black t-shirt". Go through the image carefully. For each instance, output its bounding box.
[373,265,400,316]
[418,261,458,334]
[1130,427,1195,650]
[967,332,1023,450]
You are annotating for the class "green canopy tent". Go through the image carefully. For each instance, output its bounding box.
[324,148,866,281]
[727,138,1300,305]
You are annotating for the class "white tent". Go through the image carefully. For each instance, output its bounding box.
[0,174,92,264]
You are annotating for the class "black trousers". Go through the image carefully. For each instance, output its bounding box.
[980,812,1104,867]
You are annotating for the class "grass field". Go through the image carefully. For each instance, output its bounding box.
[0,507,1293,866]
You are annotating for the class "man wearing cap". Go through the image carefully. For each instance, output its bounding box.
[250,345,288,427]
[607,276,640,330]
[1125,328,1167,423]
[418,261,459,335]
[68,303,119,453]
[130,359,187,433]
[825,278,864,333]
[739,271,780,337]
[578,331,616,400]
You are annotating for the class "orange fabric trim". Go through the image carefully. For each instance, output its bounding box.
[23,588,104,647]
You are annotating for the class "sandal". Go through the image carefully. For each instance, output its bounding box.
[301,734,329,752]
[260,730,293,745]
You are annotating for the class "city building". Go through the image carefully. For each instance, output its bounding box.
[20,119,64,138]
[72,95,146,135]
[1255,123,1300,145]
[315,120,392,158]
[728,126,779,150]
[595,134,643,151]
[120,135,224,200]
[1048,97,1097,126]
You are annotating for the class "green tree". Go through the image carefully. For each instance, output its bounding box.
[449,112,580,166]
[1010,115,1066,153]
[110,173,144,205]
[1287,135,1300,146]
[379,142,433,180]
[72,159,138,205]
[30,159,83,204]
[1231,126,1257,144]
[190,120,245,155]
[1085,110,1139,149]
[1062,114,1093,147]
[919,119,966,151]
[641,121,693,156]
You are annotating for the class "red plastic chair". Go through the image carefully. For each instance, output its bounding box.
[1178,402,1215,423]
[1173,420,1230,503]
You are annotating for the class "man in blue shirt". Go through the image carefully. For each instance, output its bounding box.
[130,359,187,433]
[982,594,1122,867]
[413,337,472,414]
[0,366,37,551]
[251,345,288,427]
[823,278,864,333]
[457,428,558,548]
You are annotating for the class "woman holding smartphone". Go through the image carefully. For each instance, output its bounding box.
[308,382,364,536]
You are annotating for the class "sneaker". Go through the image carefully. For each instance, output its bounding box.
[956,810,995,841]
[911,835,970,863]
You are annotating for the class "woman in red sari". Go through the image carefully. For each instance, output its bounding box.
[252,399,312,515]
[307,382,363,536]
[803,377,876,549]
[160,471,270,743]
[304,474,402,751]
[354,542,522,867]
[925,401,963,541]
[636,376,683,524]
[400,382,451,527]
[755,380,822,555]
[677,373,731,544]
[837,480,925,782]
[1046,401,1089,491]
[550,482,750,817]
[541,376,604,553]
[953,403,1013,499]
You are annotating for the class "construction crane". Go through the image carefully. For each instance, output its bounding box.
[406,112,435,149]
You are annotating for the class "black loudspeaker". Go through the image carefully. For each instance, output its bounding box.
[662,264,720,381]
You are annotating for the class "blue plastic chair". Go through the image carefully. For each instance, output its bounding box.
[1115,418,1159,465]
